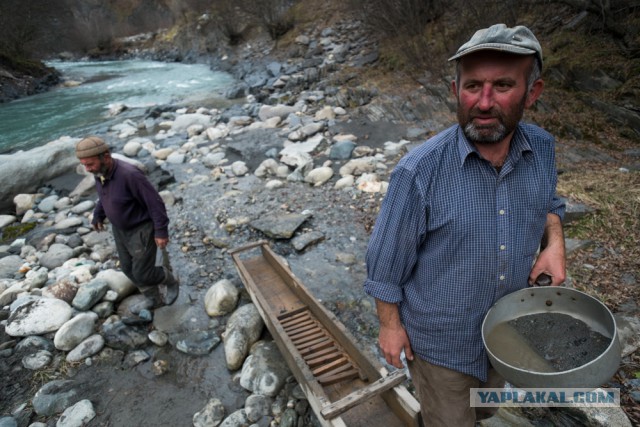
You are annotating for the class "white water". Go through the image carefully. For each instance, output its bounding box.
[0,60,235,153]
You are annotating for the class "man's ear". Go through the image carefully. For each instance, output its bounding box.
[451,80,458,97]
[525,79,544,108]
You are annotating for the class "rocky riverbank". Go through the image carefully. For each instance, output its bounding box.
[1,15,639,427]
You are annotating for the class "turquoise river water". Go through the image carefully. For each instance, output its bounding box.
[0,60,235,153]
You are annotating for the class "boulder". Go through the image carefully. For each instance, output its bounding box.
[0,136,79,213]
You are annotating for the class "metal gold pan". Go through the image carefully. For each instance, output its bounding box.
[482,286,621,389]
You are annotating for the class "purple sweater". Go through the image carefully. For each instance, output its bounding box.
[92,159,169,239]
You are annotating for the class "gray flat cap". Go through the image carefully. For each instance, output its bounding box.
[448,23,542,66]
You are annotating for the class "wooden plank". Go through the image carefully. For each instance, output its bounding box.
[288,327,323,341]
[292,330,326,346]
[306,350,343,368]
[317,368,360,386]
[302,346,339,361]
[283,318,315,332]
[299,339,334,356]
[279,308,310,323]
[296,336,331,351]
[320,370,407,420]
[311,356,350,377]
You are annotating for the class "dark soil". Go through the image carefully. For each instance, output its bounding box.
[509,313,612,372]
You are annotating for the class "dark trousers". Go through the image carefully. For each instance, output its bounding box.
[112,221,165,289]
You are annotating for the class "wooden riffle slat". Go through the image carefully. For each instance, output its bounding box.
[277,308,360,387]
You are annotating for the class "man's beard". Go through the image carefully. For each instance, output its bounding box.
[91,162,109,179]
[458,95,526,145]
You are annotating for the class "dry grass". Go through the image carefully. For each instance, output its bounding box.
[557,165,640,310]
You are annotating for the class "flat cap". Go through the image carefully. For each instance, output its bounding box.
[76,136,110,159]
[448,23,542,66]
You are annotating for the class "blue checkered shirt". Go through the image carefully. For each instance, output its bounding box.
[364,123,565,382]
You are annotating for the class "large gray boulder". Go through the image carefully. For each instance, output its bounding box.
[0,137,79,213]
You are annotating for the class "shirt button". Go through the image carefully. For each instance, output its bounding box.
[499,209,505,215]
[500,245,506,250]
[500,275,505,281]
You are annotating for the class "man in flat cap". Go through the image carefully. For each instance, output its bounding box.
[365,24,565,425]
[76,136,179,312]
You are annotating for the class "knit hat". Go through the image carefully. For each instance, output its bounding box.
[76,136,110,159]
[448,23,543,66]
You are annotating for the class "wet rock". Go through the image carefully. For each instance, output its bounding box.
[266,180,285,190]
[563,198,596,224]
[231,161,249,177]
[205,279,239,317]
[38,195,60,213]
[148,330,168,346]
[339,156,379,176]
[54,312,98,351]
[171,113,214,132]
[219,409,249,427]
[176,330,221,356]
[152,359,169,376]
[329,140,356,160]
[57,399,96,427]
[249,213,311,240]
[291,231,325,251]
[6,298,73,337]
[96,269,136,301]
[255,159,283,178]
[280,408,298,427]
[123,350,150,368]
[304,167,333,186]
[54,217,83,231]
[66,334,105,362]
[239,341,292,397]
[14,194,38,216]
[23,268,48,290]
[383,140,410,157]
[334,175,354,190]
[16,336,54,353]
[0,255,22,279]
[0,215,16,229]
[32,380,80,417]
[615,315,640,357]
[101,320,148,350]
[81,231,112,248]
[123,140,142,157]
[42,278,78,303]
[223,303,264,370]
[72,278,109,310]
[0,282,29,306]
[193,398,226,427]
[245,394,272,423]
[70,200,95,215]
[39,243,74,269]
[22,350,52,370]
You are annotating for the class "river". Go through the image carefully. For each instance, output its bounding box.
[0,60,235,154]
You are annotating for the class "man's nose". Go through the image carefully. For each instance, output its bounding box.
[477,84,494,110]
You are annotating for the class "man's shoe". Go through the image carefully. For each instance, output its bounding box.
[135,286,163,311]
[159,267,179,306]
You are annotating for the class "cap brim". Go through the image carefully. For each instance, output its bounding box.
[448,43,538,62]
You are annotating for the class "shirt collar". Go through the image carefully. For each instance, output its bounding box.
[457,124,533,166]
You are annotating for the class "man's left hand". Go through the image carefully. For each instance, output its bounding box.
[155,237,169,249]
[529,213,566,286]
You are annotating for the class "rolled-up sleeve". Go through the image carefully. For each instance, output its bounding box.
[364,165,427,303]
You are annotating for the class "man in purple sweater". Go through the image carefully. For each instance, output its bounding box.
[76,136,179,310]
